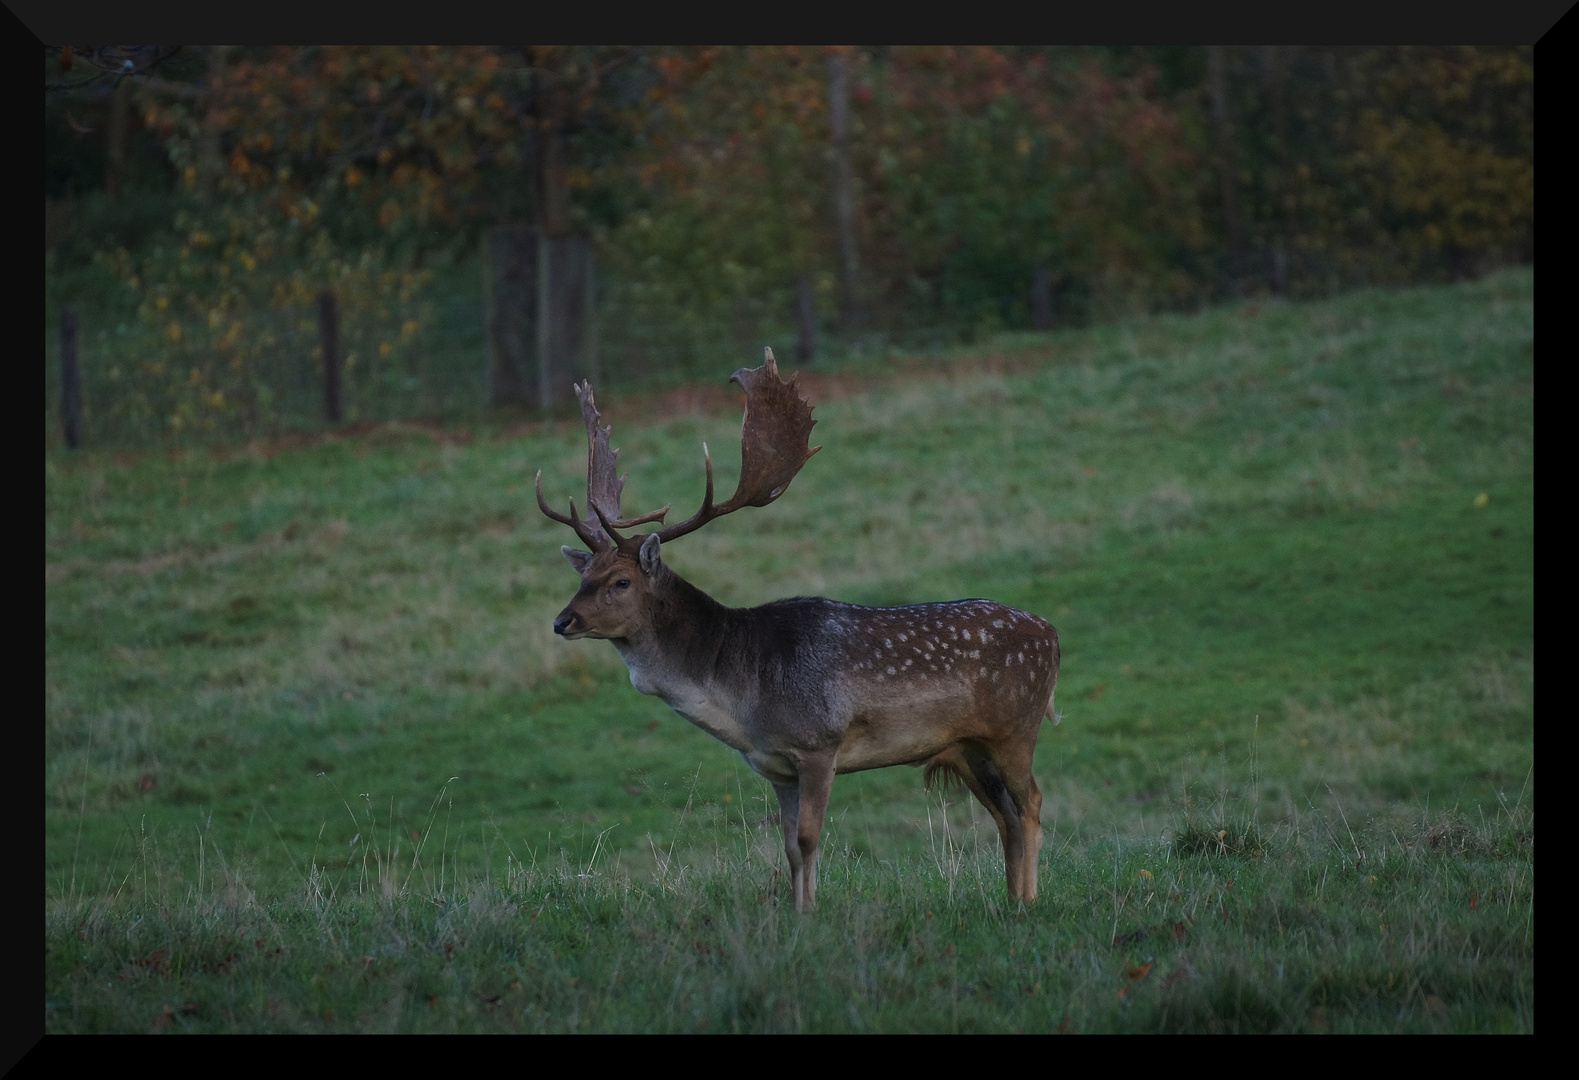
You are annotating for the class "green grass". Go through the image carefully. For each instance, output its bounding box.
[44,269,1534,1032]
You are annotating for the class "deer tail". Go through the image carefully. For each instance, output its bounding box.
[922,755,968,794]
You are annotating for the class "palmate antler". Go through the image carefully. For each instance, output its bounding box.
[535,381,670,552]
[537,347,820,554]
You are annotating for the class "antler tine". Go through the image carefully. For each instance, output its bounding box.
[653,345,817,544]
[651,443,717,544]
[606,504,671,530]
[535,470,607,551]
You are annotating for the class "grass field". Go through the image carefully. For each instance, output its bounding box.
[44,269,1534,1032]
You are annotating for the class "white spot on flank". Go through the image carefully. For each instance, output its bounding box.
[887,666,897,675]
[884,638,893,648]
[962,629,972,641]
[993,619,1004,628]
[898,633,907,642]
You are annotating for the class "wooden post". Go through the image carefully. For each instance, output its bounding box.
[796,273,816,365]
[60,306,81,450]
[319,290,341,424]
[1031,265,1054,332]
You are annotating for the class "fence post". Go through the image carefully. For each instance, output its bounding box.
[61,306,82,450]
[796,273,816,365]
[1031,265,1054,332]
[319,289,341,424]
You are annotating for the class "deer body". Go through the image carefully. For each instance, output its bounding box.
[541,351,1059,911]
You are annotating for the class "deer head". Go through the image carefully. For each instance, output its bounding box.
[539,347,820,639]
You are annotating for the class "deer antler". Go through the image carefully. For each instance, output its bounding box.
[647,347,820,546]
[536,381,670,552]
[540,349,819,554]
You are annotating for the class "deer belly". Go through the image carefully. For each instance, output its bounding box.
[834,698,975,773]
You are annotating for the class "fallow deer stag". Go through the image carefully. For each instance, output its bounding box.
[538,348,1059,911]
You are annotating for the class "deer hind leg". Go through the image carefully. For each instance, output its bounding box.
[953,742,1029,901]
[1017,773,1044,900]
[986,738,1044,901]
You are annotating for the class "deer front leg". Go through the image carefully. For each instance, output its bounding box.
[771,781,804,907]
[774,754,835,912]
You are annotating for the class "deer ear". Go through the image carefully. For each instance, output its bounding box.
[561,546,594,574]
[639,533,662,577]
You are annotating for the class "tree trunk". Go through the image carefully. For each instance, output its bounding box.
[1207,46,1248,297]
[484,225,537,406]
[827,50,862,331]
[796,273,816,365]
[1031,265,1054,332]
[196,46,231,198]
[106,77,129,199]
[1258,45,1298,296]
[537,234,594,409]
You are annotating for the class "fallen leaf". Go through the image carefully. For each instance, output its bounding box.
[1126,962,1153,981]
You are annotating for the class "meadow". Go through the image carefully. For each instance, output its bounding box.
[44,269,1534,1032]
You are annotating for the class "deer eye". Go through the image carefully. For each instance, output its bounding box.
[614,578,631,590]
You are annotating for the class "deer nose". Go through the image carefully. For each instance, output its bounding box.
[553,613,574,636]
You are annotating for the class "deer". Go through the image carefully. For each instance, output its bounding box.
[537,348,1059,912]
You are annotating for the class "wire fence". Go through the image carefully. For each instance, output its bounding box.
[44,261,1072,450]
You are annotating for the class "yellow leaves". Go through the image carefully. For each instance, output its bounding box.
[401,319,419,338]
[1473,492,1489,508]
[165,322,184,343]
[378,342,393,358]
[345,166,365,189]
[239,252,257,272]
[1137,869,1153,880]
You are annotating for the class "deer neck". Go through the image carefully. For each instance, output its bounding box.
[608,567,751,749]
[610,567,732,691]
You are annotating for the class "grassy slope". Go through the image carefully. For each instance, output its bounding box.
[44,270,1533,1032]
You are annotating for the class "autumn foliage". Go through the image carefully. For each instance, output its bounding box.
[46,45,1533,440]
